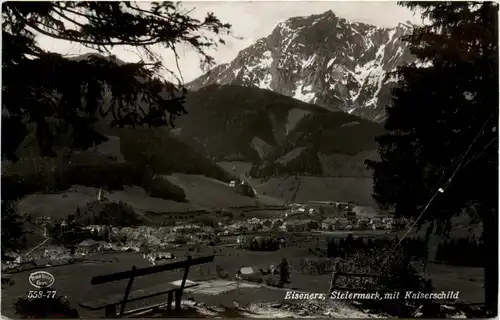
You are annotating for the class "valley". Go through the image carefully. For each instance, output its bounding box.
[2,2,494,319]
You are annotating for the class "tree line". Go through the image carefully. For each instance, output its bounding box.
[435,237,484,267]
[243,236,283,251]
[290,257,335,275]
[327,235,428,260]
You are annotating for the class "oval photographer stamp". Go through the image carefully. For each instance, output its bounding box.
[29,271,55,289]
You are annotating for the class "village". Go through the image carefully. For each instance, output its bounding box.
[2,188,411,271]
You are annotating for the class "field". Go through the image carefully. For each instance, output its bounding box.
[217,161,376,206]
[16,172,286,221]
[1,231,484,318]
[17,185,197,220]
[254,176,375,206]
[163,174,285,208]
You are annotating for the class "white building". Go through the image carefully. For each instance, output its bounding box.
[353,206,378,217]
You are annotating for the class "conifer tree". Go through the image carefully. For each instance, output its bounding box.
[2,1,231,160]
[1,1,230,276]
[366,2,498,314]
[1,201,28,258]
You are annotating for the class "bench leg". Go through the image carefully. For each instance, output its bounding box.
[167,291,173,312]
[105,305,117,318]
[175,289,182,311]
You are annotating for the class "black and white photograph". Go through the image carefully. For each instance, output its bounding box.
[1,1,498,318]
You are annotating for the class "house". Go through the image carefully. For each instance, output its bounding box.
[237,266,255,278]
[321,205,337,216]
[307,201,334,206]
[332,202,351,212]
[322,218,337,230]
[35,216,51,226]
[237,235,247,245]
[369,217,383,230]
[353,206,378,217]
[392,218,409,230]
[97,188,104,201]
[357,218,370,230]
[292,207,306,214]
[285,221,307,232]
[77,239,99,254]
[333,201,349,207]
[259,263,280,276]
[307,202,338,215]
[36,217,52,237]
[269,264,279,275]
[379,217,394,229]
[237,266,263,283]
[173,225,201,234]
[235,182,256,197]
[139,242,151,253]
[382,217,394,224]
[239,266,253,274]
[144,252,175,264]
[305,220,319,230]
[97,241,113,251]
[346,211,356,221]
[308,208,318,214]
[333,219,351,230]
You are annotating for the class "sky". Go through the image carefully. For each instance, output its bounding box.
[36,1,424,83]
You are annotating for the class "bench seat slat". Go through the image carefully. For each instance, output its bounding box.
[79,283,198,310]
[116,301,172,318]
[91,256,214,285]
[80,255,214,317]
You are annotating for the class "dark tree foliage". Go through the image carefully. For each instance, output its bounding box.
[366,2,498,315]
[247,236,280,251]
[279,258,290,287]
[15,288,79,318]
[435,237,484,267]
[2,1,231,160]
[1,276,15,289]
[327,236,428,260]
[1,200,29,258]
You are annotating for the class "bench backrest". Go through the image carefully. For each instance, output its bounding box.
[91,255,215,285]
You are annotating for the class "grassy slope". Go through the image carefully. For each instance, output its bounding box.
[176,84,333,162]
[217,161,376,206]
[251,112,384,177]
[255,176,376,206]
[4,119,242,228]
[176,84,384,179]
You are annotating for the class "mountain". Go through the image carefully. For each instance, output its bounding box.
[175,84,384,177]
[187,10,416,122]
[5,49,387,213]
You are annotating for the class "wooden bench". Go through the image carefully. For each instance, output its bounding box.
[79,255,214,318]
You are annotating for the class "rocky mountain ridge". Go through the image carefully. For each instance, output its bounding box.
[188,10,417,122]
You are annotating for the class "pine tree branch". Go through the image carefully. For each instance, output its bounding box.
[51,8,87,30]
[54,4,101,24]
[12,8,162,47]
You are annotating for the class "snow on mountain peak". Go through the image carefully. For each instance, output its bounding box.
[187,10,415,121]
